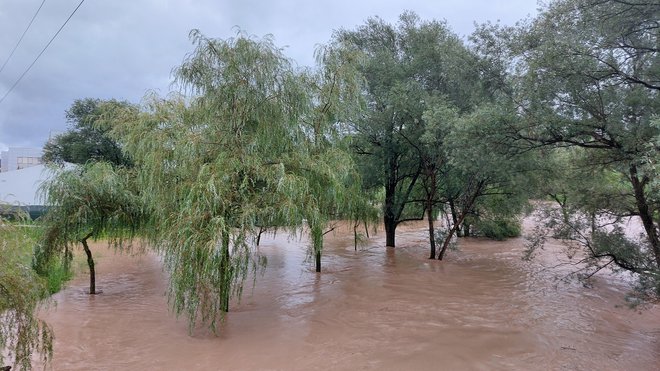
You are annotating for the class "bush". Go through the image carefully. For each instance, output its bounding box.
[472,217,521,240]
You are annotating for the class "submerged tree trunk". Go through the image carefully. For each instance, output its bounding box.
[80,233,96,294]
[449,198,462,237]
[438,218,461,261]
[256,226,266,246]
[439,181,484,261]
[311,223,324,273]
[384,215,397,247]
[221,229,231,312]
[630,165,660,269]
[384,172,397,247]
[428,203,436,260]
[384,150,399,248]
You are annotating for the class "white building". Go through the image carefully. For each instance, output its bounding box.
[0,164,55,218]
[0,147,43,172]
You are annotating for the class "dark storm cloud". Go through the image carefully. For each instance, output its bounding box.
[0,0,538,151]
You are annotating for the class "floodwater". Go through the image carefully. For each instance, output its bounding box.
[39,222,660,370]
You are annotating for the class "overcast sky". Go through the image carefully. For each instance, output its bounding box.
[0,0,540,151]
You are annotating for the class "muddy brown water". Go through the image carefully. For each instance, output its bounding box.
[38,222,660,370]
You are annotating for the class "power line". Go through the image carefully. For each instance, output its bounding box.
[0,0,47,75]
[0,0,86,106]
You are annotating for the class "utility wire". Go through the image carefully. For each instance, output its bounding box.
[0,0,47,75]
[0,0,86,106]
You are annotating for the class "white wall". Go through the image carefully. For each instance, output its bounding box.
[0,147,43,172]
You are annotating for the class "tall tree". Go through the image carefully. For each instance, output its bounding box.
[113,30,372,331]
[43,98,136,167]
[302,44,376,272]
[498,0,660,297]
[36,162,144,295]
[337,12,483,247]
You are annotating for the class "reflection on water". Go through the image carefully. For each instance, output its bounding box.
[39,222,660,370]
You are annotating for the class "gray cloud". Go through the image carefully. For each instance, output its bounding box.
[0,0,539,150]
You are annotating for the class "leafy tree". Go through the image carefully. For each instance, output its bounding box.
[0,212,53,371]
[112,30,372,331]
[43,98,136,167]
[427,103,534,259]
[336,12,483,248]
[496,0,660,297]
[36,162,144,295]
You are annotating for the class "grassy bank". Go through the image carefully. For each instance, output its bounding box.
[2,221,72,295]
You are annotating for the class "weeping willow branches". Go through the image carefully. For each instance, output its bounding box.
[1,213,53,370]
[112,30,374,332]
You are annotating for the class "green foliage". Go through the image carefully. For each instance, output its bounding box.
[112,30,373,331]
[526,203,660,301]
[471,217,521,240]
[480,0,660,297]
[35,162,144,292]
[42,98,136,167]
[337,12,488,247]
[0,213,53,370]
[39,256,73,295]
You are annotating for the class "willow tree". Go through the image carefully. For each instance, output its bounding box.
[1,213,53,371]
[36,162,144,295]
[113,30,371,331]
[301,44,377,271]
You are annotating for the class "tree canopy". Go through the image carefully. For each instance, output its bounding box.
[111,30,373,330]
[488,0,660,298]
[42,98,136,167]
[36,162,144,295]
[335,12,486,247]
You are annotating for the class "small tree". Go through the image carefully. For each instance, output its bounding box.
[36,162,143,294]
[431,103,535,260]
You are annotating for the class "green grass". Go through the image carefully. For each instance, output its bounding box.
[3,221,73,296]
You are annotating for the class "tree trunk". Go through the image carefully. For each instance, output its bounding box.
[384,151,397,247]
[439,181,483,260]
[384,215,397,247]
[438,220,460,261]
[256,226,265,246]
[449,198,462,237]
[315,250,322,273]
[221,229,231,312]
[428,202,436,259]
[81,233,96,295]
[630,165,660,269]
